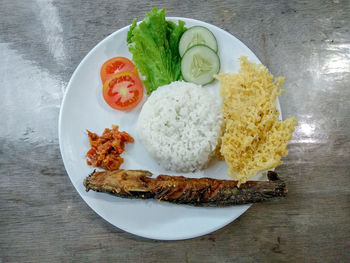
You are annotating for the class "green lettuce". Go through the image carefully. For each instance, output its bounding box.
[127,8,187,94]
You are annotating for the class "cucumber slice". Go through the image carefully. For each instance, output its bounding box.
[179,26,218,57]
[181,44,220,85]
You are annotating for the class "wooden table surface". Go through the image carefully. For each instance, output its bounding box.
[1,0,349,262]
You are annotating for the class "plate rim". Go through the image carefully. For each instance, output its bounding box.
[58,17,280,240]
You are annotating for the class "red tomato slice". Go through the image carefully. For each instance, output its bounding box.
[100,57,137,84]
[103,72,143,111]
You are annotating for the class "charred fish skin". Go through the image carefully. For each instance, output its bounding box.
[84,169,155,199]
[152,171,287,206]
[83,170,287,207]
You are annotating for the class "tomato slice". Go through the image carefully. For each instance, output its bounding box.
[103,72,143,111]
[100,57,137,84]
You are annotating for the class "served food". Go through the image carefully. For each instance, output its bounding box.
[86,125,134,170]
[82,11,297,211]
[216,57,298,184]
[100,57,137,84]
[102,71,143,111]
[179,26,218,57]
[126,8,221,92]
[136,81,222,172]
[179,26,220,85]
[84,169,287,207]
[181,44,220,85]
[127,8,187,94]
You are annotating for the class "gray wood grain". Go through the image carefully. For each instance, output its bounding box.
[0,0,349,262]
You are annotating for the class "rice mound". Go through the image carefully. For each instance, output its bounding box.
[137,81,222,172]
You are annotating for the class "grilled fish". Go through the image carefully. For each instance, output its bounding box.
[84,169,287,206]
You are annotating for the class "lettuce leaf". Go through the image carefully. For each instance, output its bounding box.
[127,8,187,94]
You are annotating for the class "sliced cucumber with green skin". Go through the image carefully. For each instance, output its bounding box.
[181,44,220,85]
[179,26,218,57]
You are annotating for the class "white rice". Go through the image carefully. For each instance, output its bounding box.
[136,81,222,172]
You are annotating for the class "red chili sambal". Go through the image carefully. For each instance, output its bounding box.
[86,125,134,170]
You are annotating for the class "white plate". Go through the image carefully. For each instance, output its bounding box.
[59,17,281,240]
